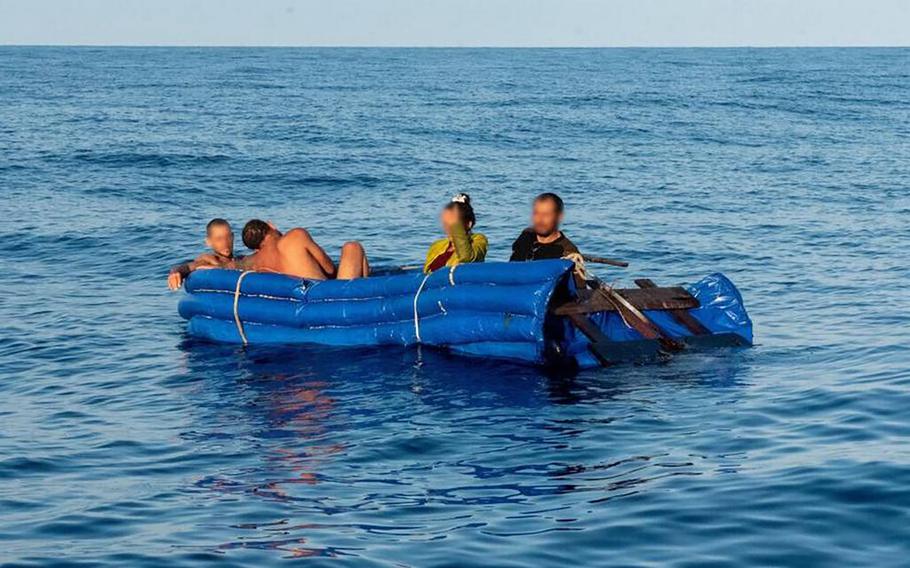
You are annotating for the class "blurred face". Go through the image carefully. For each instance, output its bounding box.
[205,224,234,257]
[440,207,460,236]
[532,199,563,237]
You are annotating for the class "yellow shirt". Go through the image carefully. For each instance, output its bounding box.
[423,222,488,273]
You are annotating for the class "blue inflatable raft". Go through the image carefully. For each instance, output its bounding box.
[179,259,752,368]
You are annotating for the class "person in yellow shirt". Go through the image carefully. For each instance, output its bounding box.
[423,193,488,273]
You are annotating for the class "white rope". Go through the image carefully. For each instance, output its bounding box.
[563,252,636,331]
[233,271,253,345]
[609,287,650,322]
[598,286,635,331]
[413,271,432,343]
[448,264,457,286]
[562,252,594,282]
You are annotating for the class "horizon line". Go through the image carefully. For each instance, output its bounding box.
[2,43,909,49]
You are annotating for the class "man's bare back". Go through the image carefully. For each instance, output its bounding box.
[242,220,368,280]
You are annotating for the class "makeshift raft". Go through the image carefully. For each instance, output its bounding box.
[178,259,752,368]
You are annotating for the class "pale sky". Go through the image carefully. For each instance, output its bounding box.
[1,0,908,47]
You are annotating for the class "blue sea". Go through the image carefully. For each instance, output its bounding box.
[1,47,909,567]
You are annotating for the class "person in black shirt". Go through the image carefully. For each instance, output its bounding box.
[510,193,580,262]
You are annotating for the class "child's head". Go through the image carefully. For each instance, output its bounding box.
[441,193,476,234]
[204,218,234,257]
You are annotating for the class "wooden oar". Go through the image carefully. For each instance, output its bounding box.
[587,277,684,352]
[371,254,628,275]
[582,255,629,268]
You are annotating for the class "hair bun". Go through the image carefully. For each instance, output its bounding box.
[451,193,471,205]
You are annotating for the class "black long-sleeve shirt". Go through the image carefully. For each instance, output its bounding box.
[509,229,579,262]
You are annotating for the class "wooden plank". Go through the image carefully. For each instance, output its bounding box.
[597,339,664,362]
[616,287,699,310]
[634,279,710,336]
[582,254,629,268]
[566,313,616,366]
[591,284,685,352]
[682,333,750,349]
[567,312,666,365]
[551,286,698,316]
[594,288,661,341]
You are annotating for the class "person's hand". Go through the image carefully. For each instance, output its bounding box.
[168,271,183,291]
[440,208,460,235]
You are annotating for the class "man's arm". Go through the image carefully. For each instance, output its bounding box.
[170,261,193,278]
[234,254,254,271]
[167,253,218,290]
[168,260,195,290]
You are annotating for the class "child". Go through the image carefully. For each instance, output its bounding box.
[423,194,488,273]
[167,218,242,290]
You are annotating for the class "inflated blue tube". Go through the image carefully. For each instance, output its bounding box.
[187,311,541,347]
[687,273,753,344]
[178,260,752,367]
[180,282,559,328]
[184,260,573,301]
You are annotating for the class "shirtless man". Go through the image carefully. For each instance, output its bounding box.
[240,219,369,280]
[168,218,243,290]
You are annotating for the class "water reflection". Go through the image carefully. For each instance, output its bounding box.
[175,341,752,559]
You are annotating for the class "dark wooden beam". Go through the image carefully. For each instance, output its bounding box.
[551,286,699,316]
[566,313,616,366]
[616,286,700,310]
[593,288,662,341]
[592,284,685,352]
[634,279,710,336]
[682,333,750,349]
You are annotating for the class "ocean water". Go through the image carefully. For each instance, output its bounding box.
[1,47,909,567]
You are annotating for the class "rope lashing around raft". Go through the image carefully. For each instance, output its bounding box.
[412,265,459,343]
[562,252,636,332]
[413,271,432,343]
[562,252,595,283]
[233,271,253,345]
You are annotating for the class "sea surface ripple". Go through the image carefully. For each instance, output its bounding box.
[1,47,909,567]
